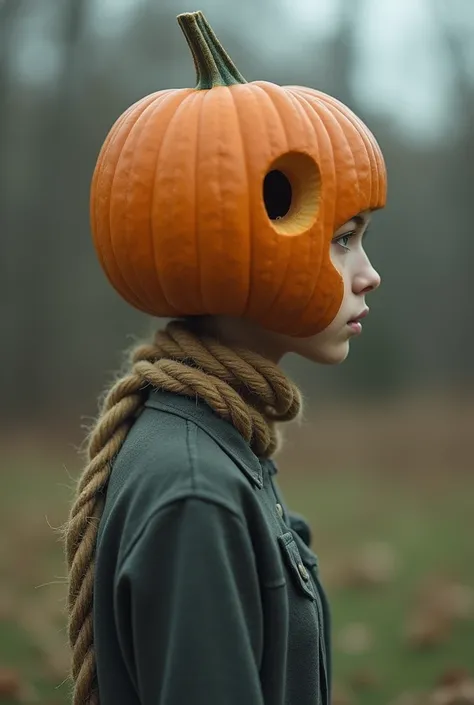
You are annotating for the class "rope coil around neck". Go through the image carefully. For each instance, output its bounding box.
[65,319,302,705]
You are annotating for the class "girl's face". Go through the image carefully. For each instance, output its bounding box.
[287,210,381,364]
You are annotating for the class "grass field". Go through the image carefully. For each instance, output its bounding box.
[1,396,473,704]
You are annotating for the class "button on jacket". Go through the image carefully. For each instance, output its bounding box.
[94,389,332,705]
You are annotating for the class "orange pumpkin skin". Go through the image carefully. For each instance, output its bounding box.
[90,12,387,338]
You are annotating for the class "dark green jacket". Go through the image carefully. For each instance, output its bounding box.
[94,389,332,705]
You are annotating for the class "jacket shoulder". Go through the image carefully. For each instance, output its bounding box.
[98,403,261,553]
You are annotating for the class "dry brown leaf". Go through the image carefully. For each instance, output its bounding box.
[0,667,22,699]
[406,575,474,651]
[387,693,428,705]
[331,681,354,705]
[17,681,40,704]
[336,622,374,654]
[416,578,474,622]
[0,665,40,703]
[336,541,399,589]
[457,682,474,703]
[405,609,452,649]
[437,669,472,688]
[428,680,474,705]
[348,667,379,691]
[432,583,474,621]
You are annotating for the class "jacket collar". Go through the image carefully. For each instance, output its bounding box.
[144,389,264,489]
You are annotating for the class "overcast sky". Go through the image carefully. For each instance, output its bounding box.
[287,0,473,140]
[12,0,474,143]
[86,0,474,140]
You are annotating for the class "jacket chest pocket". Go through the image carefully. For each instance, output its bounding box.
[278,531,321,650]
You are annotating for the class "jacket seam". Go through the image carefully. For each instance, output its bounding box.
[186,420,198,493]
[117,493,254,571]
[146,396,242,453]
[145,396,263,488]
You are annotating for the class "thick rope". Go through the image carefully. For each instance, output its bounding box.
[64,319,302,705]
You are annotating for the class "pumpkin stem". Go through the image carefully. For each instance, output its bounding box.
[177,11,247,89]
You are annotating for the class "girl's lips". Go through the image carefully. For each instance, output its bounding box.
[348,307,369,324]
[347,321,363,334]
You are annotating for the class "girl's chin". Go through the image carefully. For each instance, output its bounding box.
[295,340,350,365]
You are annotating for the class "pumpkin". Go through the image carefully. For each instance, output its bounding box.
[90,11,387,337]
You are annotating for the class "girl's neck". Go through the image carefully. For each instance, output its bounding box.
[186,315,288,364]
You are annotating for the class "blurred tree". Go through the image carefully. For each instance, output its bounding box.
[325,0,363,106]
[1,0,23,415]
[9,0,93,418]
[432,0,474,387]
[0,0,22,228]
[0,0,18,143]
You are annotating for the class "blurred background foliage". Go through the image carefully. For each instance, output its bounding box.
[1,1,473,703]
[2,0,474,421]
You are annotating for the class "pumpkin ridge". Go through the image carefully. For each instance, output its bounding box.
[113,94,178,310]
[239,82,293,322]
[325,102,362,218]
[96,95,159,309]
[193,91,205,311]
[277,88,324,314]
[250,82,304,320]
[203,86,251,316]
[318,94,378,206]
[319,95,374,206]
[300,91,357,224]
[228,85,257,319]
[308,89,384,206]
[329,103,373,209]
[284,90,333,335]
[92,104,136,273]
[147,90,199,312]
[177,11,247,90]
[283,92,326,334]
[296,91,338,226]
[288,90,328,302]
[315,98,360,222]
[289,90,342,335]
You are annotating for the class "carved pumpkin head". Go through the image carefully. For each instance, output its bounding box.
[90,11,387,337]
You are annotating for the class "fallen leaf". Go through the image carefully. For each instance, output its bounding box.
[458,682,474,703]
[331,681,354,705]
[17,681,40,704]
[348,667,379,691]
[0,667,22,698]
[434,583,474,621]
[416,578,474,622]
[405,610,452,649]
[437,669,472,688]
[387,693,428,705]
[428,680,474,705]
[336,541,399,589]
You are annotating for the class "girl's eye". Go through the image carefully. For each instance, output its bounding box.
[334,231,355,251]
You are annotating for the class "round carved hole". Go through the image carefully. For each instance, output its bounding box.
[263,170,292,220]
[262,152,321,236]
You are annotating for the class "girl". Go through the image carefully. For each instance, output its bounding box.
[64,10,387,705]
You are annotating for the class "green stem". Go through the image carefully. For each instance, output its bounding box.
[177,11,247,89]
